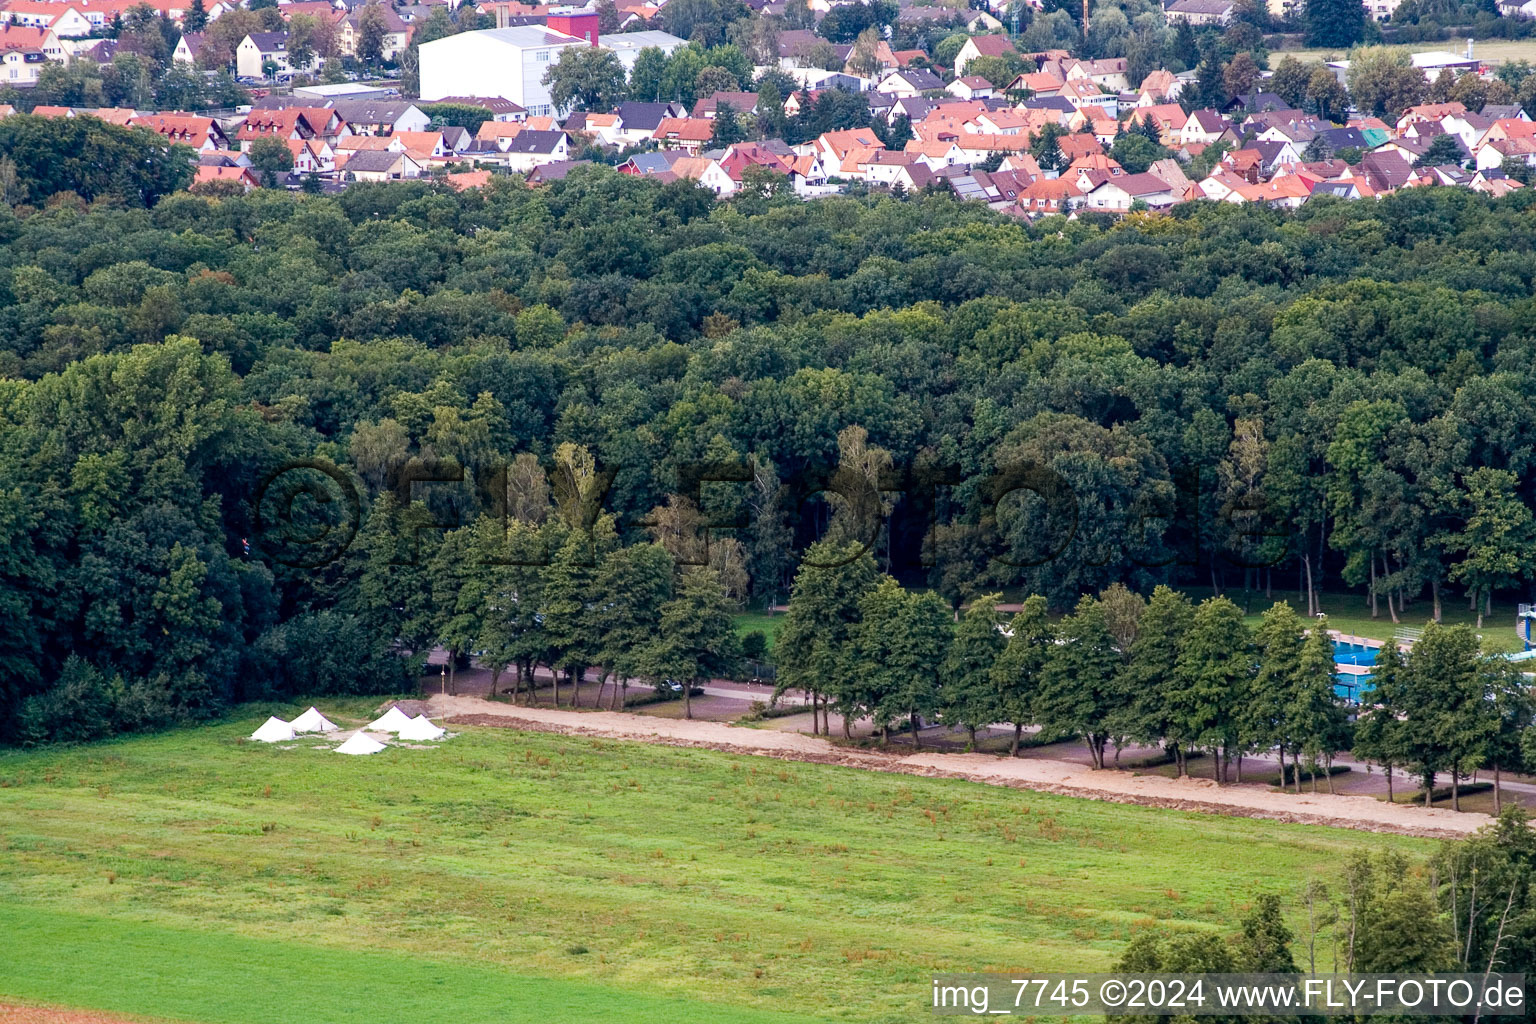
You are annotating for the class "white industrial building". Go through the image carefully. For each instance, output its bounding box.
[419,25,591,118]
[599,29,688,71]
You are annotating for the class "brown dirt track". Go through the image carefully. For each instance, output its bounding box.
[0,1006,177,1024]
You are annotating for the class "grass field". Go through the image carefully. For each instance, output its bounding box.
[1267,39,1536,67]
[733,610,785,653]
[0,704,1435,1024]
[1211,587,1525,655]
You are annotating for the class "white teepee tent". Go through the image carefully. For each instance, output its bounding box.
[250,716,296,743]
[366,706,414,732]
[397,715,446,741]
[335,732,387,755]
[290,707,339,734]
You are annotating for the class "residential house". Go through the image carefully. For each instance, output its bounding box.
[236,32,304,79]
[1060,78,1116,113]
[338,4,408,60]
[1064,57,1129,92]
[1396,101,1466,132]
[1475,135,1536,171]
[129,113,230,151]
[1057,131,1105,163]
[1164,0,1234,23]
[1407,163,1473,187]
[198,150,251,169]
[1004,70,1066,97]
[286,137,335,174]
[708,141,828,195]
[1137,68,1178,102]
[616,150,686,176]
[393,130,451,165]
[952,34,1015,77]
[1313,126,1370,155]
[444,169,495,190]
[1071,156,1125,191]
[171,31,209,64]
[1221,147,1264,182]
[565,110,621,144]
[332,99,429,135]
[814,126,885,170]
[500,127,569,171]
[946,75,994,100]
[433,95,528,122]
[651,117,715,152]
[525,159,593,184]
[1309,179,1366,200]
[1358,150,1412,192]
[0,2,92,36]
[1015,176,1081,215]
[0,22,61,59]
[1470,169,1523,196]
[775,29,833,69]
[972,108,1038,135]
[235,110,317,151]
[877,67,943,98]
[1129,102,1188,143]
[192,165,260,191]
[1226,91,1288,113]
[886,95,933,126]
[1179,108,1230,145]
[1228,174,1312,209]
[610,101,686,144]
[1250,139,1301,173]
[0,45,44,84]
[1146,157,1191,193]
[1079,170,1179,210]
[342,149,424,181]
[1194,169,1251,201]
[692,91,758,119]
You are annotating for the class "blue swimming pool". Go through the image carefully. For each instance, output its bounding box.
[1332,640,1378,701]
[1332,643,1378,667]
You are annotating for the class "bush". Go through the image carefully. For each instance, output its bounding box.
[740,630,768,661]
[245,611,413,701]
[18,657,129,744]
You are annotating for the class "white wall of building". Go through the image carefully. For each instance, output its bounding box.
[419,27,586,117]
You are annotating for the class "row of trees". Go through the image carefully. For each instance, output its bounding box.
[778,541,1535,806]
[350,452,744,721]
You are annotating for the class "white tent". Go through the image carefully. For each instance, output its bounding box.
[250,716,296,743]
[366,706,414,732]
[335,732,387,755]
[397,715,446,741]
[290,707,339,734]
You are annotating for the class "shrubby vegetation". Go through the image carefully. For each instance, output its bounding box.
[1117,806,1536,984]
[3,174,1536,744]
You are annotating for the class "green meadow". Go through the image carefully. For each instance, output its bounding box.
[0,703,1433,1023]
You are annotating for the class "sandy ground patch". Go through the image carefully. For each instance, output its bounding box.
[0,1005,179,1024]
[430,694,1488,840]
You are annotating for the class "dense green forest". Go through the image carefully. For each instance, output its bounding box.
[4,171,1536,743]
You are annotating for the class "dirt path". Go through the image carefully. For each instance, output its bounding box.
[427,695,1487,840]
[0,1005,176,1024]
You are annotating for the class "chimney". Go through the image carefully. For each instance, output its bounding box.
[1467,37,1474,59]
[1082,0,1089,35]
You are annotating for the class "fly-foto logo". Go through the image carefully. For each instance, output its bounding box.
[250,454,1292,572]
